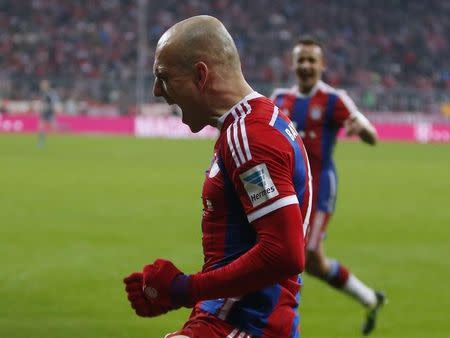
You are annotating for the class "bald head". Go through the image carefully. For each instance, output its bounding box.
[153,16,253,132]
[156,15,241,73]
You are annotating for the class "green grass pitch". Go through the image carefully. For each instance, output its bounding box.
[1,134,449,338]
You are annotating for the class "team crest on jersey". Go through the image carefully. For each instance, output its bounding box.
[310,106,323,120]
[239,163,279,207]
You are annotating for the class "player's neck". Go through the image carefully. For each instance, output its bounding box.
[298,80,321,96]
[298,85,314,95]
[208,78,253,128]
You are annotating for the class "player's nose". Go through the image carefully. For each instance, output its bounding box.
[299,61,310,69]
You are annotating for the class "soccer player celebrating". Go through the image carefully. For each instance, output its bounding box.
[123,16,312,338]
[271,36,385,335]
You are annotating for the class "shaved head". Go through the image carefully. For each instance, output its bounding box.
[152,15,253,133]
[156,15,241,73]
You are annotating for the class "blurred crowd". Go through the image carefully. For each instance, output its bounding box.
[0,0,448,112]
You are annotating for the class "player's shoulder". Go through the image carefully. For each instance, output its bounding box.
[317,80,357,110]
[317,80,352,100]
[245,96,279,130]
[220,96,290,157]
[244,104,295,157]
[218,92,274,142]
[316,80,340,95]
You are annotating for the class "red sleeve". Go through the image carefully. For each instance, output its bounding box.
[333,90,358,127]
[223,120,300,221]
[189,203,305,301]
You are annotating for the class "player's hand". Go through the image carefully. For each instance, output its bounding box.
[344,116,363,136]
[123,272,171,317]
[142,259,193,308]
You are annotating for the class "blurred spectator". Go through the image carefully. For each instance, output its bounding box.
[0,0,448,112]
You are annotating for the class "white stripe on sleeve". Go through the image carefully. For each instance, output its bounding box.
[233,121,246,164]
[227,125,241,167]
[337,89,359,117]
[231,108,239,120]
[240,117,252,161]
[269,106,279,126]
[247,195,299,222]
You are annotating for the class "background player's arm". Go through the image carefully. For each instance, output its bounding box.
[344,111,378,145]
[335,90,377,145]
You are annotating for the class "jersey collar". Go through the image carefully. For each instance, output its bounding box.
[216,91,263,130]
[293,80,324,98]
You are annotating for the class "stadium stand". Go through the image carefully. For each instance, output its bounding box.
[0,0,448,114]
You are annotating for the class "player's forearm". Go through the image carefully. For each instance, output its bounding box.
[190,241,298,301]
[356,112,377,145]
[346,112,378,145]
[359,126,377,145]
[189,204,304,302]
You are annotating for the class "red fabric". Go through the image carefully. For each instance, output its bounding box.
[142,259,184,307]
[218,98,303,219]
[165,307,241,338]
[332,92,354,127]
[123,272,172,317]
[305,211,332,251]
[190,204,304,302]
[262,287,299,338]
[201,96,311,274]
[271,82,355,167]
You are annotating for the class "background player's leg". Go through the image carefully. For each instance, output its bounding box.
[306,226,385,335]
[37,119,46,147]
[306,210,387,334]
[305,212,377,308]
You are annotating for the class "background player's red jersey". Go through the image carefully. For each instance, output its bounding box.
[271,81,360,221]
[271,80,358,173]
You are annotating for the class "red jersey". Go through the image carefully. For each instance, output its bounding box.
[198,92,311,337]
[271,80,358,173]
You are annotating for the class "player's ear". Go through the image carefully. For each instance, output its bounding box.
[194,61,208,91]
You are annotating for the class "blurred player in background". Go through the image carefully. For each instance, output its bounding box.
[38,79,59,147]
[271,36,385,335]
[123,15,312,338]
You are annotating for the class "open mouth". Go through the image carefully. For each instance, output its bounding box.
[298,72,314,82]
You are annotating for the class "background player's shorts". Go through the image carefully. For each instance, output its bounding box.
[306,210,332,251]
[165,307,251,338]
[307,167,337,251]
[316,167,337,213]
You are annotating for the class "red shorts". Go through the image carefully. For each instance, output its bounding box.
[306,210,332,251]
[164,307,251,338]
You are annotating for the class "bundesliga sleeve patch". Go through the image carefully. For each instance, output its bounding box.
[239,163,279,207]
